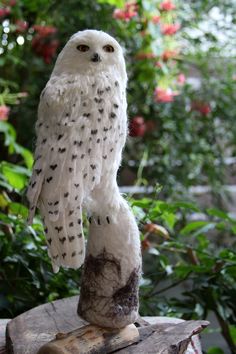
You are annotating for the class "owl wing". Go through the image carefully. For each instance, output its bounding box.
[82,76,128,223]
[27,82,85,272]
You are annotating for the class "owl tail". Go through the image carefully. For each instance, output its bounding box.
[39,199,85,273]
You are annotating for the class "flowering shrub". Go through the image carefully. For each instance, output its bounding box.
[113,1,138,21]
[0,1,236,352]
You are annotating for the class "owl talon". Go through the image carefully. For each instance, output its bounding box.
[106,216,110,224]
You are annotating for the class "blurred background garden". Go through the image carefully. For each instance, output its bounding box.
[0,0,236,352]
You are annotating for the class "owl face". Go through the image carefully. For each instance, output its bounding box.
[52,30,127,84]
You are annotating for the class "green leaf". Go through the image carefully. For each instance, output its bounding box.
[161,212,177,230]
[206,208,230,220]
[131,198,152,208]
[229,325,236,344]
[180,221,216,236]
[14,143,34,169]
[8,202,28,219]
[231,225,236,235]
[207,347,224,354]
[0,121,16,146]
[173,201,201,212]
[97,0,125,8]
[0,193,9,208]
[0,161,30,191]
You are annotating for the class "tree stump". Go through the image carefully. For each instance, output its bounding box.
[5,296,209,354]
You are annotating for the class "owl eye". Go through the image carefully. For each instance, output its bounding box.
[103,45,114,53]
[77,44,90,52]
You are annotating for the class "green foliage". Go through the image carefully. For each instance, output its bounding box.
[1,1,236,353]
[135,197,236,352]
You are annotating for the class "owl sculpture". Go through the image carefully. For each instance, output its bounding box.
[27,30,129,273]
[27,30,141,328]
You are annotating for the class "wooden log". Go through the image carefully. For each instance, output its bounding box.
[5,296,209,354]
[37,323,139,354]
[117,320,209,354]
[0,320,10,354]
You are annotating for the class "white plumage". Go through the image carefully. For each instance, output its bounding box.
[27,30,128,273]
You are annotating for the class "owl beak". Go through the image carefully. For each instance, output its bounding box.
[91,53,101,63]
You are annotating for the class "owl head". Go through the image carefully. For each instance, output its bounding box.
[51,29,127,85]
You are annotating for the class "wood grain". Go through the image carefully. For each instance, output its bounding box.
[37,323,139,354]
[5,296,209,354]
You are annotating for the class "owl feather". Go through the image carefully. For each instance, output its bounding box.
[27,30,128,272]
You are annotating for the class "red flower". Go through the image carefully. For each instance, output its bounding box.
[161,49,178,61]
[0,105,10,121]
[0,7,11,18]
[191,101,211,116]
[151,15,160,24]
[129,116,146,137]
[32,25,59,64]
[33,25,57,37]
[15,20,28,33]
[154,87,178,103]
[177,73,186,85]
[161,23,180,35]
[160,0,176,11]
[32,37,59,64]
[113,1,138,21]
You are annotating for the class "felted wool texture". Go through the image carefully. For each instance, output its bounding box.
[27,30,131,273]
[78,198,142,328]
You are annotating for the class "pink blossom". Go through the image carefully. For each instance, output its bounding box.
[113,1,138,21]
[160,0,176,11]
[151,15,160,24]
[129,116,146,137]
[154,87,178,103]
[33,25,57,37]
[0,105,10,121]
[177,73,186,85]
[161,23,180,35]
[0,7,11,18]
[32,37,59,64]
[15,20,28,33]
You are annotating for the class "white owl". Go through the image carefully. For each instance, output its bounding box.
[27,29,128,273]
